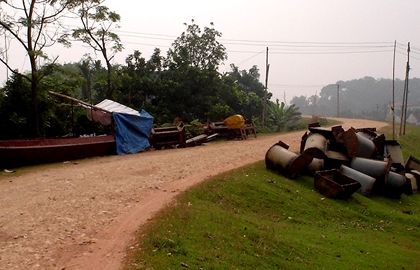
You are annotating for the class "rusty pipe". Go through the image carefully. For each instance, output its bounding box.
[339,165,375,197]
[265,141,313,179]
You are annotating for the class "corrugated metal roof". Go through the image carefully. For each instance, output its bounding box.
[95,99,140,116]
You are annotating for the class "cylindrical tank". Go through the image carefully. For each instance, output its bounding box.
[303,133,327,159]
[340,165,375,197]
[350,157,392,185]
[384,171,409,198]
[265,141,313,179]
[343,130,377,158]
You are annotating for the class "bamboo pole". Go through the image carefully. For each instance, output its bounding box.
[48,91,111,114]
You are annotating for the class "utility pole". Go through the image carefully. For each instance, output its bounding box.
[262,47,269,126]
[400,42,410,135]
[392,40,396,140]
[312,91,317,116]
[336,84,340,117]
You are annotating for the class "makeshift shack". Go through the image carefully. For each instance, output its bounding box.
[50,91,154,155]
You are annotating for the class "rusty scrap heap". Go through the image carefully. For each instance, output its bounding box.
[265,123,420,199]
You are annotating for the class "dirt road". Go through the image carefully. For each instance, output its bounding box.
[0,118,387,270]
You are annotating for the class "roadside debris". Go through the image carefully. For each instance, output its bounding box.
[266,122,417,199]
[151,114,257,150]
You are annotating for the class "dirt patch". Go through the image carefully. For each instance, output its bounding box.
[0,118,387,270]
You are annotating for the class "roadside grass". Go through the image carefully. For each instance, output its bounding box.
[124,122,420,270]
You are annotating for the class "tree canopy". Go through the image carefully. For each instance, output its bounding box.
[0,18,296,140]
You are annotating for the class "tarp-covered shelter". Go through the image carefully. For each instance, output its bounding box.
[87,99,153,155]
[49,91,154,155]
[112,110,153,155]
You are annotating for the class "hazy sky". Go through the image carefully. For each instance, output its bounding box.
[2,0,420,103]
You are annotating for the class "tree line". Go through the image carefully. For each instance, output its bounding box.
[291,76,420,121]
[0,1,301,140]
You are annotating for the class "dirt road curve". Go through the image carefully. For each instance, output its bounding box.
[0,118,387,270]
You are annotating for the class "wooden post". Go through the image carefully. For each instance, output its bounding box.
[262,47,269,126]
[400,42,410,135]
[392,40,396,140]
[336,84,340,117]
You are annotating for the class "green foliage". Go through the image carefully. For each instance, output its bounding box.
[267,99,302,132]
[166,20,227,70]
[72,1,123,99]
[184,119,205,138]
[1,20,271,138]
[0,74,33,139]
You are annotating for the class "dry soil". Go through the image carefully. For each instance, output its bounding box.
[0,118,387,270]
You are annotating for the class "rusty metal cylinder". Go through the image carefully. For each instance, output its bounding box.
[350,157,391,179]
[384,171,408,198]
[340,165,375,197]
[307,158,324,175]
[265,142,313,179]
[344,130,377,158]
[303,133,327,158]
[350,157,392,186]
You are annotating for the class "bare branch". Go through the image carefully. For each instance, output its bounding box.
[0,57,32,82]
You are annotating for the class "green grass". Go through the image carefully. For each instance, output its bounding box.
[124,122,420,270]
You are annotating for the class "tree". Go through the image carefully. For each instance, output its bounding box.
[267,99,301,132]
[228,64,266,97]
[166,20,227,70]
[225,64,269,119]
[0,0,81,137]
[121,49,163,108]
[0,63,85,139]
[72,0,123,99]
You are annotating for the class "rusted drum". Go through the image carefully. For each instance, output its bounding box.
[324,150,351,170]
[303,133,327,159]
[350,157,392,188]
[265,141,313,179]
[340,165,375,197]
[384,171,409,198]
[307,158,325,175]
[343,130,377,158]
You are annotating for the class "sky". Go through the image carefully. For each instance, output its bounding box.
[1,0,420,103]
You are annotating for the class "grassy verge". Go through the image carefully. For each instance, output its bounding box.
[124,121,420,269]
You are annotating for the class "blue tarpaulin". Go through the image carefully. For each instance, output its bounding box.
[112,109,154,155]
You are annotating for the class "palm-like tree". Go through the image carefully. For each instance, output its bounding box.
[268,99,302,132]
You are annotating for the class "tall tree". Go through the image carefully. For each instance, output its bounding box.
[72,0,123,99]
[166,20,227,70]
[0,0,81,137]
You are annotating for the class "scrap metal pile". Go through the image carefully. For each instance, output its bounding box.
[265,123,420,199]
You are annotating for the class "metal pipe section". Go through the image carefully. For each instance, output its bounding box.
[343,130,377,158]
[385,171,409,198]
[265,141,313,179]
[307,158,324,175]
[340,165,376,197]
[302,133,327,159]
[350,157,392,187]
